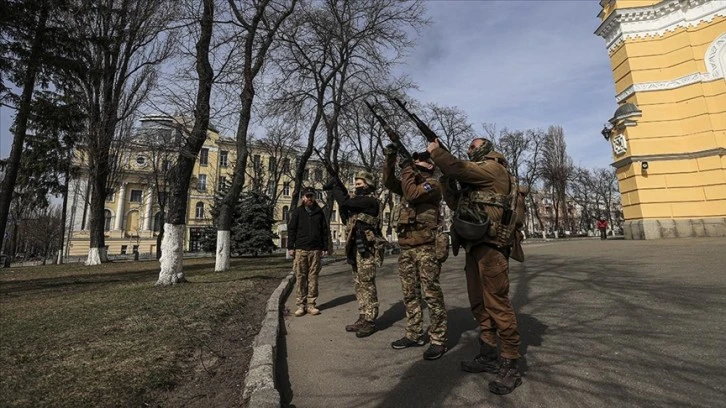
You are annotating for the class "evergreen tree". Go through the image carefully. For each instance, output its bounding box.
[233,191,278,257]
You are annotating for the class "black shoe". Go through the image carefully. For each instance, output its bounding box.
[488,358,522,395]
[391,337,425,349]
[423,344,448,360]
[345,315,364,332]
[356,320,377,338]
[461,342,499,373]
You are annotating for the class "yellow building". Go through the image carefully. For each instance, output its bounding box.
[64,116,394,257]
[595,0,726,239]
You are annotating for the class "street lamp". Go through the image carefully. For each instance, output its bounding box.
[601,124,613,141]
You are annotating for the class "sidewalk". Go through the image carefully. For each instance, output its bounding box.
[279,238,726,408]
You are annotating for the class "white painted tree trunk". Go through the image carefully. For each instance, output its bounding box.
[214,230,231,272]
[157,223,185,286]
[542,231,546,239]
[86,247,108,265]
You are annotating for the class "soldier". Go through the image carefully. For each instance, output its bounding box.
[287,186,330,317]
[323,171,382,338]
[427,137,524,395]
[382,145,448,360]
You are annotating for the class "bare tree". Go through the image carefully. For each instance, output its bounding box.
[425,103,475,159]
[156,0,215,286]
[58,0,176,265]
[540,125,573,236]
[212,0,297,272]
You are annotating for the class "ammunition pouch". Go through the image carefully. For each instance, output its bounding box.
[435,231,450,263]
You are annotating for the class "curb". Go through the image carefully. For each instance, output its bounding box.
[242,270,295,408]
[242,257,346,407]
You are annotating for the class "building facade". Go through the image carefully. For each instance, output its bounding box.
[64,116,398,257]
[595,0,726,239]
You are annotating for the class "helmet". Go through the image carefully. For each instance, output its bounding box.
[451,214,490,241]
[354,170,375,187]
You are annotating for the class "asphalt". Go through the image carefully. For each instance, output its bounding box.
[278,238,726,408]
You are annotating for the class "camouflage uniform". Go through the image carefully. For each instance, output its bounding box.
[293,249,322,308]
[383,162,448,346]
[329,174,383,329]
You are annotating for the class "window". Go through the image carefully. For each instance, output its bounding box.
[283,158,290,172]
[153,212,162,232]
[195,202,205,219]
[120,245,128,255]
[314,168,323,181]
[136,156,146,166]
[283,182,290,196]
[130,190,143,203]
[269,157,277,173]
[158,191,167,206]
[267,180,275,196]
[197,174,207,191]
[105,189,115,202]
[219,150,228,167]
[218,176,227,192]
[385,211,390,220]
[104,209,113,231]
[282,206,289,222]
[331,210,336,222]
[199,148,209,166]
[302,169,309,180]
[254,154,261,168]
[132,245,139,254]
[315,191,323,200]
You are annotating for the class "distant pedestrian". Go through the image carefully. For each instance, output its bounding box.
[288,187,330,317]
[596,218,608,240]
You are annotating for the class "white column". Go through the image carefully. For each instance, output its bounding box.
[114,183,127,230]
[143,186,154,231]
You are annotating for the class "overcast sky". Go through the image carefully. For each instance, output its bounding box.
[1,1,617,169]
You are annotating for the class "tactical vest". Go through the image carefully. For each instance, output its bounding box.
[453,161,519,248]
[393,197,439,247]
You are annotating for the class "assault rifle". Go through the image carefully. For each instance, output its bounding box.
[364,101,424,179]
[393,98,450,152]
[313,147,349,225]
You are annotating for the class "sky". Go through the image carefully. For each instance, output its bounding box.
[0,1,617,170]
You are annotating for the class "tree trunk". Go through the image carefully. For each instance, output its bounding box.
[157,0,214,286]
[0,7,49,254]
[57,170,70,264]
[86,157,109,265]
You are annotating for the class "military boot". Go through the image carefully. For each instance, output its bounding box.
[345,314,365,332]
[355,320,377,338]
[461,342,499,373]
[488,358,522,395]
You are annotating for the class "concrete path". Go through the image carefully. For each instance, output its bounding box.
[279,238,726,408]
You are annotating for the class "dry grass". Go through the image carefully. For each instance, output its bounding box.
[0,256,291,407]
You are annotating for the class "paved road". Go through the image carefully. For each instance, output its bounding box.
[279,238,726,408]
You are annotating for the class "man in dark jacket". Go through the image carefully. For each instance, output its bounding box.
[287,186,330,317]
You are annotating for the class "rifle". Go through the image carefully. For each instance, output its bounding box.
[313,147,349,225]
[393,98,449,152]
[364,101,420,175]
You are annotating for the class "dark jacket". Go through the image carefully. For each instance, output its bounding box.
[287,203,330,251]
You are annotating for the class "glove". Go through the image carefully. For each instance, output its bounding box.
[383,143,399,157]
[321,179,337,191]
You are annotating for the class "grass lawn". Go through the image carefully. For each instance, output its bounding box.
[0,256,292,407]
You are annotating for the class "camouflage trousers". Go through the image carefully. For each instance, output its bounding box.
[398,243,448,346]
[294,250,322,307]
[352,251,379,322]
[464,244,520,359]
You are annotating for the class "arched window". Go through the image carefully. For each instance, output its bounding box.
[153,212,162,232]
[195,202,205,219]
[104,209,113,231]
[282,206,289,223]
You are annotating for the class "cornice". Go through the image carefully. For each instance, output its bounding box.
[615,32,726,102]
[610,147,726,168]
[595,0,726,54]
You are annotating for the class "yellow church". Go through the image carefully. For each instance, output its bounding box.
[595,0,726,239]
